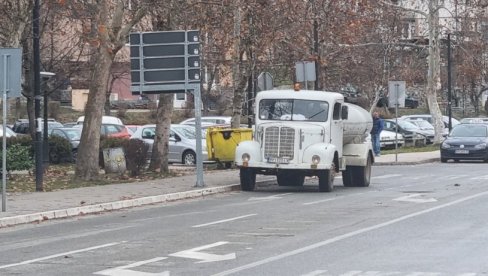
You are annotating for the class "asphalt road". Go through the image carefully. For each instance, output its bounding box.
[1,162,488,276]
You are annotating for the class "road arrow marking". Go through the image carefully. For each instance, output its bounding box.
[248,193,293,201]
[170,241,236,263]
[393,193,437,203]
[94,257,169,276]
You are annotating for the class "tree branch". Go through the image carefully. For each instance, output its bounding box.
[378,0,428,18]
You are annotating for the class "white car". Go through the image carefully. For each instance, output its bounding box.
[131,124,208,165]
[180,116,231,126]
[366,130,405,149]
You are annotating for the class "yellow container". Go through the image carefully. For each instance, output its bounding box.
[206,127,253,166]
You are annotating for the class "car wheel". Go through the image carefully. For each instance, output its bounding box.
[347,154,372,187]
[441,157,448,163]
[182,150,196,165]
[342,168,354,187]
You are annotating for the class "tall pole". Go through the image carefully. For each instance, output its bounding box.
[312,0,319,90]
[447,33,453,131]
[33,0,43,191]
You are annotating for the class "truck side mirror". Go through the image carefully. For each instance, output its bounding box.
[341,106,349,120]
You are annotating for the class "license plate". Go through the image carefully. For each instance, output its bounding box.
[267,157,290,164]
[455,149,469,154]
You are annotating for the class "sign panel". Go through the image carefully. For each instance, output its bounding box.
[257,72,273,92]
[295,61,316,82]
[388,81,406,108]
[130,30,200,94]
[0,48,22,98]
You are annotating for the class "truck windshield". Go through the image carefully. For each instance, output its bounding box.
[259,99,329,122]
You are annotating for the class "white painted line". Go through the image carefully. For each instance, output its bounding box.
[94,257,169,276]
[393,193,437,203]
[470,175,488,180]
[303,197,339,206]
[192,214,257,228]
[211,190,488,276]
[170,241,236,263]
[0,242,123,269]
[300,270,327,276]
[373,174,402,179]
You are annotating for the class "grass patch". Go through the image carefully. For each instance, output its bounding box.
[382,144,439,154]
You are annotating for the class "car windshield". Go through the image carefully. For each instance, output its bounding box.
[450,124,488,137]
[65,129,81,140]
[173,126,197,139]
[413,120,433,129]
[259,99,329,122]
[398,120,420,131]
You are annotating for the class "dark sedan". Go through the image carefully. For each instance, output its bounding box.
[440,123,488,162]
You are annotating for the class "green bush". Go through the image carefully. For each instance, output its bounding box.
[100,137,129,150]
[0,144,34,172]
[48,135,73,164]
[124,139,149,176]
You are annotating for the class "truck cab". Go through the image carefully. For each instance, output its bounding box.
[235,89,374,192]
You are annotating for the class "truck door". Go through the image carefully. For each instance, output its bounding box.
[330,102,343,156]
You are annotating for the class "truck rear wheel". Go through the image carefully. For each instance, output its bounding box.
[240,168,256,191]
[318,164,335,192]
[342,169,354,187]
[349,155,372,187]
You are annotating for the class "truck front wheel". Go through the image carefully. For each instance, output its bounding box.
[318,164,335,192]
[240,168,256,191]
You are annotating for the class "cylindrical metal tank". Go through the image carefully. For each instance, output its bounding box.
[343,103,373,144]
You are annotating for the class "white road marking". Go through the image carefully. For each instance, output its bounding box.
[439,175,469,180]
[303,197,339,206]
[393,193,437,203]
[94,257,169,276]
[170,241,236,263]
[470,175,488,180]
[248,193,293,201]
[192,214,257,228]
[211,190,488,276]
[372,174,402,179]
[300,270,327,276]
[409,175,431,180]
[0,242,123,269]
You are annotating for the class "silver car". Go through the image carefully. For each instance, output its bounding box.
[131,124,208,165]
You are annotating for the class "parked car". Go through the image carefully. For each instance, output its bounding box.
[50,127,82,161]
[73,123,131,139]
[441,123,488,162]
[380,130,405,149]
[460,117,488,124]
[383,119,430,146]
[12,119,64,135]
[76,115,124,126]
[126,125,143,136]
[180,116,232,126]
[63,122,78,128]
[0,125,17,137]
[400,114,460,128]
[131,124,209,165]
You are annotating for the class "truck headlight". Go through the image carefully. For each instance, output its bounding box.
[475,143,487,149]
[242,153,250,162]
[441,142,451,149]
[311,155,320,164]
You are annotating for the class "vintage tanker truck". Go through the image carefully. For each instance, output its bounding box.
[235,89,374,192]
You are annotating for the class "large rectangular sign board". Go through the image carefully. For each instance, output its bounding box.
[388,81,406,108]
[130,30,201,94]
[0,48,22,98]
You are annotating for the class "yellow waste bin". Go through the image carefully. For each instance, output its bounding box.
[206,127,253,168]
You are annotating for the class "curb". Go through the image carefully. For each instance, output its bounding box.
[373,158,439,166]
[0,184,241,229]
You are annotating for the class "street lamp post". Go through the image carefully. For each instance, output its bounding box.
[33,0,43,191]
[41,72,55,167]
[447,33,453,131]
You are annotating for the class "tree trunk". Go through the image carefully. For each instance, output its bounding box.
[149,93,173,173]
[74,48,112,180]
[426,0,444,144]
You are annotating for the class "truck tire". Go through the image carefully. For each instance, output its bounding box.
[342,169,354,187]
[240,168,256,191]
[349,155,372,187]
[318,164,335,192]
[277,171,305,186]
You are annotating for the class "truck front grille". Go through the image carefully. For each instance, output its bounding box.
[264,126,295,159]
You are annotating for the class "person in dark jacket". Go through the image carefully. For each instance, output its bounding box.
[371,112,384,157]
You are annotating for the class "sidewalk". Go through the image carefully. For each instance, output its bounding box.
[0,151,440,228]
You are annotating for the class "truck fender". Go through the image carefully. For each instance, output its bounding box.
[302,143,337,167]
[343,143,374,166]
[235,140,262,165]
